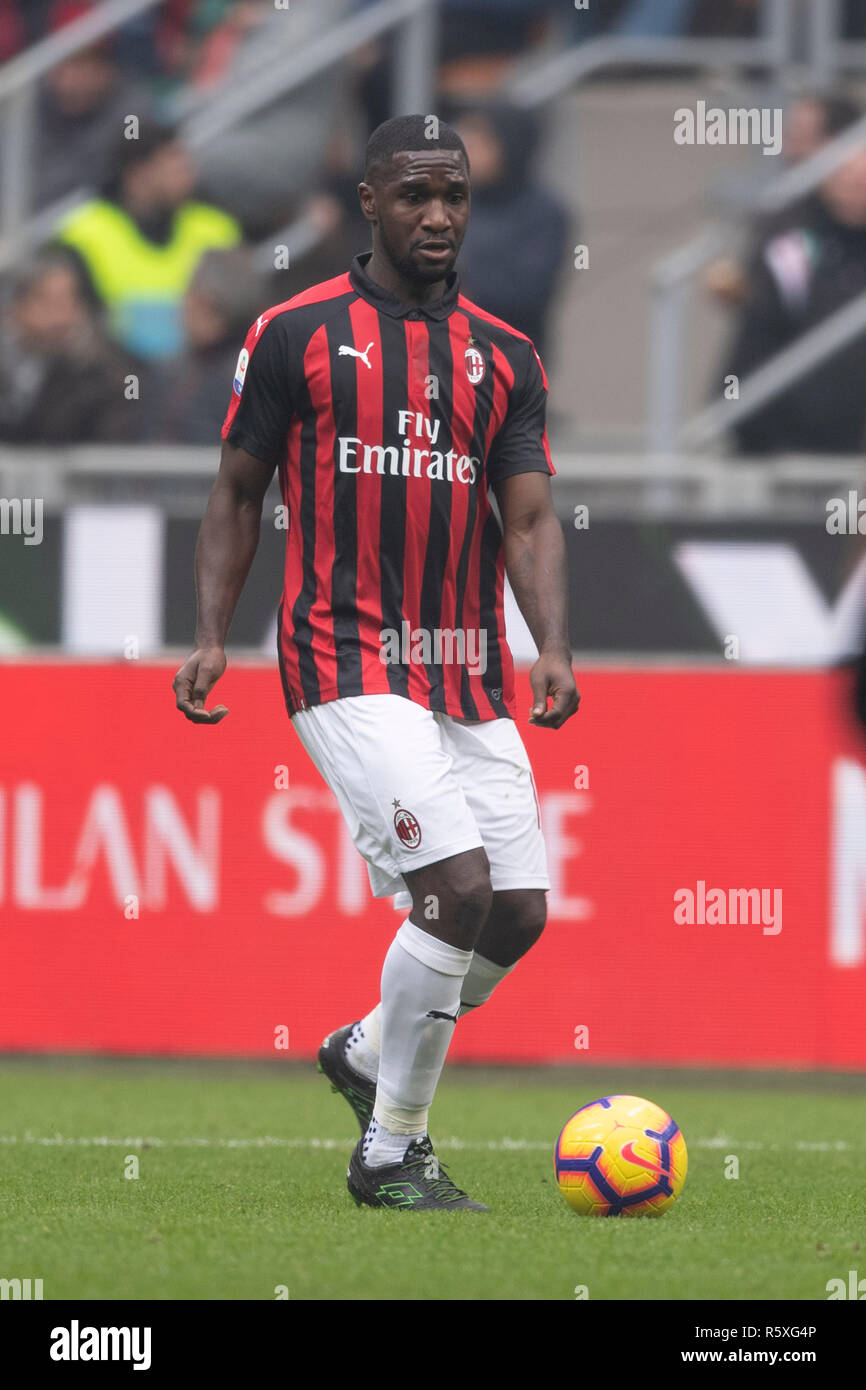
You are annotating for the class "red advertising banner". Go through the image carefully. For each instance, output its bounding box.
[0,662,864,1066]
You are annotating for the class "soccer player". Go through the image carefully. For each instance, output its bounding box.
[173,114,580,1211]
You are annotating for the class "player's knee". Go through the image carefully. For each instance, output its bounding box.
[506,889,547,951]
[434,871,492,937]
[458,870,494,930]
[520,893,547,947]
[410,853,493,945]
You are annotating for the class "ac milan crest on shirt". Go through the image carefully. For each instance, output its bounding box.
[392,800,422,849]
[465,338,485,385]
[220,251,555,723]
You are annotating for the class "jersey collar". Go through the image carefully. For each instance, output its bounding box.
[349,251,459,320]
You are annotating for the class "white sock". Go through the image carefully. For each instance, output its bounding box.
[364,918,472,1168]
[344,1005,380,1082]
[348,954,517,1095]
[361,1116,414,1167]
[458,952,517,1016]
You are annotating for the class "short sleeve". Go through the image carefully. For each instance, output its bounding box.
[221,314,294,466]
[486,340,556,487]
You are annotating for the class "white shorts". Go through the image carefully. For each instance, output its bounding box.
[291,693,549,911]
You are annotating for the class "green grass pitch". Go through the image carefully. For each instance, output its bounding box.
[0,1059,863,1301]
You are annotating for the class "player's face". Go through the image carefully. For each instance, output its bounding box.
[363,150,470,286]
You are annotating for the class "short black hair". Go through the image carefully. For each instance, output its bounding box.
[364,114,469,182]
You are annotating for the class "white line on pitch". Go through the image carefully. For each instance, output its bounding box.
[0,1134,855,1152]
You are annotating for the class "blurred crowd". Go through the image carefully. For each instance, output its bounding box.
[1,0,866,452]
[709,91,866,455]
[0,0,586,447]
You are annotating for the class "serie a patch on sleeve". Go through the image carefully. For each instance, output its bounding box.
[233,347,249,396]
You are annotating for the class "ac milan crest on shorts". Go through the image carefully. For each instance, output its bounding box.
[392,802,422,849]
[291,692,549,910]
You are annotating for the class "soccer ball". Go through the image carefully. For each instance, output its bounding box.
[554,1094,687,1217]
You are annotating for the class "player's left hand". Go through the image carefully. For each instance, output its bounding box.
[528,648,580,729]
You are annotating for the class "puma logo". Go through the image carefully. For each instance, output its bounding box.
[338,341,374,370]
[426,1009,458,1024]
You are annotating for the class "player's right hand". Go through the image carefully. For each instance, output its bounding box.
[173,646,229,723]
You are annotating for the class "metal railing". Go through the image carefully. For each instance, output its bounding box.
[180,0,436,152]
[682,287,866,450]
[0,0,163,244]
[508,0,866,110]
[510,37,789,110]
[501,0,866,456]
[3,0,866,458]
[0,443,861,524]
[0,0,437,268]
[648,110,866,452]
[0,0,849,249]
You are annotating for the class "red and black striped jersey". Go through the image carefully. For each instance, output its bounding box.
[221,251,555,721]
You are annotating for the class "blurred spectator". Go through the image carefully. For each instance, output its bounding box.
[0,245,147,443]
[0,0,57,56]
[689,0,759,36]
[436,0,555,100]
[57,121,241,360]
[693,0,866,39]
[110,0,207,95]
[0,0,27,62]
[190,0,268,89]
[607,0,699,36]
[189,0,353,237]
[21,1,236,99]
[844,0,866,39]
[782,93,861,166]
[148,247,266,443]
[855,624,866,731]
[721,141,866,454]
[567,0,699,41]
[354,0,556,134]
[33,32,153,211]
[254,171,372,306]
[452,103,570,359]
[705,93,861,308]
